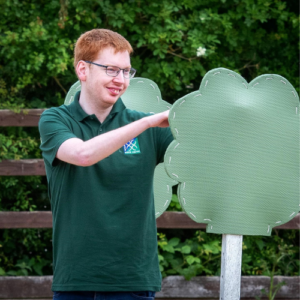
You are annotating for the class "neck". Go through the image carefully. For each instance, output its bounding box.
[79,89,113,123]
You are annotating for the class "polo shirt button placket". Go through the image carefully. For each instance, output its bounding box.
[99,128,103,134]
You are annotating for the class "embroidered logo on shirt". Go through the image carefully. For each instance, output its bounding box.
[123,138,141,154]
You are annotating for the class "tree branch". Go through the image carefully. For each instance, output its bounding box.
[167,51,198,62]
[53,76,67,94]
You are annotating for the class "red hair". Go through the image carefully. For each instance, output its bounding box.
[74,29,133,69]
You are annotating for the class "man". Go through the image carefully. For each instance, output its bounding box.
[39,29,172,300]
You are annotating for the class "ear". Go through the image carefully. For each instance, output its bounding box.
[76,61,88,81]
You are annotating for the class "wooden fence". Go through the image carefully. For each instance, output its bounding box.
[0,109,299,299]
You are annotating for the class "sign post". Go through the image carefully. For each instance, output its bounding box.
[220,234,243,300]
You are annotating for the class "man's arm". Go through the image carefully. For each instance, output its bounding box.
[56,110,169,166]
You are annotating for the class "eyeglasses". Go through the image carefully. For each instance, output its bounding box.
[84,61,136,79]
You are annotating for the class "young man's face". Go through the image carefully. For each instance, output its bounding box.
[85,46,131,108]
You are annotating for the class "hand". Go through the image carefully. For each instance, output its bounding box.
[147,110,170,128]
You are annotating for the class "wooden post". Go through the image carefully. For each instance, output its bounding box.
[220,234,243,300]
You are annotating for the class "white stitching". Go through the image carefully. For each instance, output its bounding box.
[174,143,180,149]
[204,219,211,221]
[164,200,169,207]
[150,84,155,89]
[267,225,270,233]
[228,73,235,78]
[183,198,186,205]
[172,173,179,178]
[190,212,196,218]
[169,157,171,164]
[175,128,179,135]
[182,182,185,190]
[173,112,175,119]
[289,212,296,217]
[137,81,144,83]
[242,83,247,89]
[292,91,297,98]
[157,96,160,102]
[180,100,185,106]
[205,80,208,87]
[193,94,202,98]
[253,83,259,87]
[213,72,220,76]
[280,80,286,84]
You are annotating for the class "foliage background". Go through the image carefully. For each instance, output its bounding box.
[0,0,299,278]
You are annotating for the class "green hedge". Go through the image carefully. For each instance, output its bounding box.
[0,0,299,278]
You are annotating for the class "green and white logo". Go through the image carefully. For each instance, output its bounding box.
[123,138,141,154]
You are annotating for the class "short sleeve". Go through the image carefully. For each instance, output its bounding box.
[38,109,77,166]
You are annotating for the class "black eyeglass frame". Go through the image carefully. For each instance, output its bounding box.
[84,61,136,79]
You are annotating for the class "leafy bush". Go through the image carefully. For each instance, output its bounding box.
[0,229,52,276]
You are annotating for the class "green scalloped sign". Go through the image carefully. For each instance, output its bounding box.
[164,68,299,236]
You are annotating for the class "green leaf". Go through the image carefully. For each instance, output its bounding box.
[168,237,180,247]
[181,245,191,254]
[255,239,265,251]
[186,255,195,265]
[6,270,18,275]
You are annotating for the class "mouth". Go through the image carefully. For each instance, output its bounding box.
[107,87,122,96]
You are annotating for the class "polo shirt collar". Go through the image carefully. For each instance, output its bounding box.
[69,91,125,121]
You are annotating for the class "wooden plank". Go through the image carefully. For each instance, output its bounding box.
[0,159,45,176]
[0,212,52,229]
[157,211,207,229]
[0,276,53,299]
[0,211,299,230]
[0,109,44,127]
[0,276,298,299]
[157,276,300,299]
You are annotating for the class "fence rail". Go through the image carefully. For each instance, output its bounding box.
[0,275,299,299]
[0,109,45,127]
[0,211,299,230]
[0,159,45,176]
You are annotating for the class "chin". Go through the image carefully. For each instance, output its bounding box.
[103,97,119,106]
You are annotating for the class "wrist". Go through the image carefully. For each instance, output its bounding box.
[140,114,154,129]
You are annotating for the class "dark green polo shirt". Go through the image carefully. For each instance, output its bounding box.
[39,92,173,292]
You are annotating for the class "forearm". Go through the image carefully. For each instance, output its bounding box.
[77,116,151,165]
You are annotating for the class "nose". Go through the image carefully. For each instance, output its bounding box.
[113,70,126,83]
